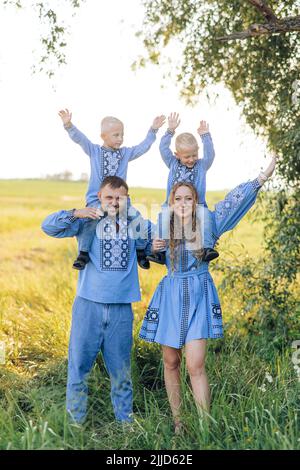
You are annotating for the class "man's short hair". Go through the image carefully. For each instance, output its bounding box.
[99,176,128,192]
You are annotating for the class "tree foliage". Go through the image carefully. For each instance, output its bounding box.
[1,0,85,77]
[138,0,300,343]
[138,0,300,183]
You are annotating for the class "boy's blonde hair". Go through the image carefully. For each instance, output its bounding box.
[101,116,123,133]
[175,132,198,152]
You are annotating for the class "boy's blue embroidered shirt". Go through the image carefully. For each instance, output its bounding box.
[41,209,153,304]
[159,130,215,205]
[65,124,158,206]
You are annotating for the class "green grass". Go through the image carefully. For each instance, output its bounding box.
[0,179,298,450]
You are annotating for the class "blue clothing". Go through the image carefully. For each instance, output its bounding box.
[42,208,153,423]
[41,210,153,303]
[77,197,140,253]
[139,178,262,348]
[159,130,215,206]
[65,124,158,206]
[67,297,133,423]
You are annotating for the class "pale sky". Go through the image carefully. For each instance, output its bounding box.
[0,0,268,189]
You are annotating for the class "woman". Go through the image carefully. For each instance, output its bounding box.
[139,157,276,433]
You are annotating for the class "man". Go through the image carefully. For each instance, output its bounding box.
[41,176,153,424]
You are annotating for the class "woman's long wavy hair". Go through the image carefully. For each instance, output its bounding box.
[168,182,204,272]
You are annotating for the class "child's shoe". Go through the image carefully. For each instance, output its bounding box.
[73,251,90,270]
[202,248,219,262]
[146,252,166,265]
[136,249,150,270]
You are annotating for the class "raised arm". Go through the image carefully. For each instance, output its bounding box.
[198,120,215,171]
[126,115,165,162]
[213,156,277,239]
[159,130,176,168]
[159,112,181,168]
[58,108,97,157]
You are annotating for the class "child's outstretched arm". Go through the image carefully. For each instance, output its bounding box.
[126,115,166,161]
[159,112,181,168]
[58,108,96,158]
[197,120,215,171]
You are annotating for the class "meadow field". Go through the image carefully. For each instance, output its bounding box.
[0,179,298,450]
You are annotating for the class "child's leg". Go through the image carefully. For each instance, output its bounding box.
[73,218,98,270]
[146,205,168,265]
[197,204,219,262]
[202,206,214,249]
[128,197,151,269]
[78,218,98,252]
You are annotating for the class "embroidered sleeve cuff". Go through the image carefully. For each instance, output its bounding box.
[65,209,77,222]
[63,124,74,131]
[200,132,211,139]
[251,178,262,191]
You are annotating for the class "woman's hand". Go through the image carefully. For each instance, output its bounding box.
[258,155,277,185]
[73,208,104,219]
[152,238,167,252]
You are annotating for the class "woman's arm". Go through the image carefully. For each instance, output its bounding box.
[213,156,277,239]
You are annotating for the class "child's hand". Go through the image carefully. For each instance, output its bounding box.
[152,115,166,130]
[58,109,72,128]
[168,112,181,132]
[197,120,209,135]
[152,238,166,252]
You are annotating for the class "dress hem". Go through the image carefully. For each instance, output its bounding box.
[139,334,224,349]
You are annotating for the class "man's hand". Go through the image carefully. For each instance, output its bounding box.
[152,115,166,130]
[73,208,104,219]
[152,238,167,253]
[197,120,209,135]
[58,108,72,128]
[167,112,181,132]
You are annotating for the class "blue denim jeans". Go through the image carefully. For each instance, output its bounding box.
[66,296,134,424]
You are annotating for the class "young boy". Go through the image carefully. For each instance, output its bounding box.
[58,109,165,270]
[148,112,218,264]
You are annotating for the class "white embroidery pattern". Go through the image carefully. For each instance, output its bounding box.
[172,161,198,186]
[99,216,130,271]
[102,149,122,177]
